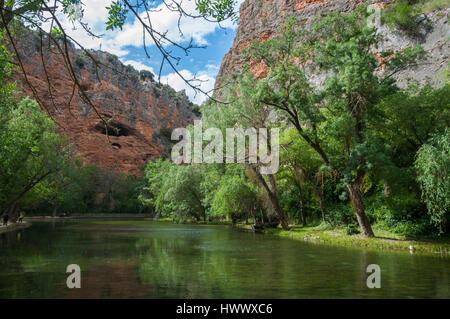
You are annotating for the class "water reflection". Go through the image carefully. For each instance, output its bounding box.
[0,220,448,298]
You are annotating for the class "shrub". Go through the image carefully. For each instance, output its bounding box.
[140,70,154,82]
[345,224,361,235]
[75,56,86,69]
[326,203,356,227]
[384,1,421,37]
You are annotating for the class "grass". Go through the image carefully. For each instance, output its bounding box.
[419,0,449,13]
[247,223,450,257]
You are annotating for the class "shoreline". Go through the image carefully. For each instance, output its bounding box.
[0,221,32,234]
[17,216,450,257]
[236,224,450,257]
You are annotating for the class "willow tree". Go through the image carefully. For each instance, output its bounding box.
[415,129,450,234]
[243,8,425,237]
[202,73,291,230]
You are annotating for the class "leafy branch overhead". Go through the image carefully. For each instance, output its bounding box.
[0,0,238,127]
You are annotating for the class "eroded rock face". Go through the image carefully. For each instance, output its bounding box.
[216,0,448,89]
[12,29,196,176]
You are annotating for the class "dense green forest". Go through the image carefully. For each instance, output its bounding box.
[0,3,449,240]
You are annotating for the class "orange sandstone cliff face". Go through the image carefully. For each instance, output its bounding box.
[216,0,386,87]
[13,29,196,176]
[216,0,448,89]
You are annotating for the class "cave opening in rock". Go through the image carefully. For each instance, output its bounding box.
[93,122,132,137]
[111,143,121,149]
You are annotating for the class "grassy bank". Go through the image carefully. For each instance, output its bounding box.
[23,216,450,256]
[147,218,450,256]
[236,223,450,256]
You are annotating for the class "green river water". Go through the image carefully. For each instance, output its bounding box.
[0,220,449,298]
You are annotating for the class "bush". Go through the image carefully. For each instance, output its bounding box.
[140,70,154,82]
[384,1,421,37]
[75,56,86,69]
[326,203,356,227]
[388,219,435,237]
[345,224,361,235]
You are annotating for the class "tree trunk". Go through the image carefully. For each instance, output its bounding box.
[249,165,290,230]
[347,181,374,238]
[296,183,306,226]
[318,192,326,224]
[313,182,326,224]
[251,208,257,225]
[267,174,290,230]
[52,206,58,218]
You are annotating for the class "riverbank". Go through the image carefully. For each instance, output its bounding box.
[26,213,154,220]
[236,224,450,256]
[0,221,32,233]
[22,216,450,256]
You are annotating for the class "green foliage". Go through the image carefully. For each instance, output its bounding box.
[415,129,450,233]
[0,41,71,212]
[75,55,85,69]
[105,1,129,31]
[139,70,154,82]
[0,96,71,211]
[211,174,257,222]
[142,160,208,222]
[326,204,356,226]
[345,224,361,235]
[137,8,448,238]
[384,1,422,37]
[238,7,427,236]
[196,0,237,22]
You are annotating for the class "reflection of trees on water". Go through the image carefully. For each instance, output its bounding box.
[1,221,449,298]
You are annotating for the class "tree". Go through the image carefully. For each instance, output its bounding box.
[0,40,71,216]
[142,160,209,223]
[415,129,449,233]
[202,73,291,230]
[279,128,328,225]
[0,97,71,216]
[211,174,258,225]
[241,8,425,237]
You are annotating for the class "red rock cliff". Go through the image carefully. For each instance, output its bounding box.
[12,29,196,176]
[216,0,448,89]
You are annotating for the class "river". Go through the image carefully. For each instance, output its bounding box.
[0,220,448,298]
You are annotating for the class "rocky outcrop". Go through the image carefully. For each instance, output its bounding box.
[216,0,449,89]
[12,28,196,176]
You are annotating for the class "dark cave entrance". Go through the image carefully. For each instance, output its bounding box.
[93,122,133,137]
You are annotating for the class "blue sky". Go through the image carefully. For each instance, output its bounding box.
[50,0,244,104]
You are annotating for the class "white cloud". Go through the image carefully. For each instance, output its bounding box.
[161,68,217,105]
[122,60,155,73]
[45,0,244,56]
[41,0,245,102]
